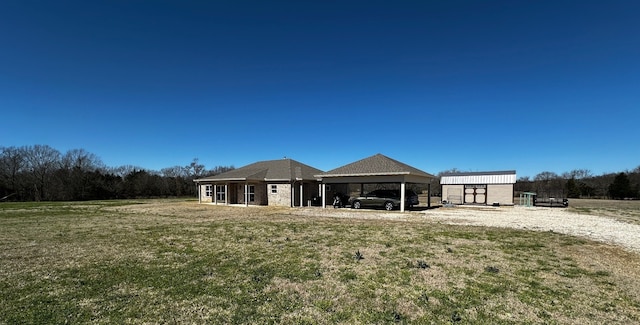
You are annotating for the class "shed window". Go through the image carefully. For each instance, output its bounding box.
[204,185,212,197]
[271,185,278,194]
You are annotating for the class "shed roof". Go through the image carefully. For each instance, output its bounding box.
[440,170,517,185]
[194,158,323,183]
[317,153,434,178]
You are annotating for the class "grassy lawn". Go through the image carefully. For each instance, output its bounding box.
[568,198,640,225]
[1,200,640,324]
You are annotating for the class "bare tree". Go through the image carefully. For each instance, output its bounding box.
[160,166,187,178]
[161,165,188,196]
[567,169,593,180]
[437,168,463,176]
[185,158,205,178]
[62,149,105,171]
[56,149,106,200]
[23,145,61,201]
[533,171,565,198]
[0,146,27,200]
[109,165,144,178]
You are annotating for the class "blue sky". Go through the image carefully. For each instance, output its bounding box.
[1,0,638,178]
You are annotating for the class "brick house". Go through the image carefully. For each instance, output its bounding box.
[193,158,322,207]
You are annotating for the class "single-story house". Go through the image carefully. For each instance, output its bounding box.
[193,158,323,207]
[440,170,516,206]
[315,153,436,212]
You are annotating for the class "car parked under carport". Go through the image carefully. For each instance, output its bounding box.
[349,189,419,210]
[315,154,436,212]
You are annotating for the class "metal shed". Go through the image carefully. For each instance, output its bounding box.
[440,170,516,206]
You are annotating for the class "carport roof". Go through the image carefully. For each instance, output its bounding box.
[316,153,435,178]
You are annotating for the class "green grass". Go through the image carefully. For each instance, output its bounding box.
[1,200,640,324]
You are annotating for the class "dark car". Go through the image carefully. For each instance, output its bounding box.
[349,189,419,211]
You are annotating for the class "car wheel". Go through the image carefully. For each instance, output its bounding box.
[384,201,394,211]
[352,201,361,209]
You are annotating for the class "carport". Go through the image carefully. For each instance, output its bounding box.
[315,154,435,212]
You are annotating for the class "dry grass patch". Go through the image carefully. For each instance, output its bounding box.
[568,198,640,225]
[1,199,640,324]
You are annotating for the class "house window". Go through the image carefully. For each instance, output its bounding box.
[248,185,255,202]
[216,185,226,201]
[204,185,212,197]
[271,185,278,194]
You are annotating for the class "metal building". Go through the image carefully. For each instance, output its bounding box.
[440,170,516,206]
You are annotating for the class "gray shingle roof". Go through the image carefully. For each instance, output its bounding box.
[317,153,434,178]
[194,158,323,182]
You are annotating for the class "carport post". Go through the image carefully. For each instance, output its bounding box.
[321,183,326,209]
[290,182,294,207]
[400,182,406,212]
[428,183,431,208]
[244,183,249,206]
[300,182,304,207]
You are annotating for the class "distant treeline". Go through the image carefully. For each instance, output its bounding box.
[514,168,640,200]
[0,145,234,201]
[2,145,638,202]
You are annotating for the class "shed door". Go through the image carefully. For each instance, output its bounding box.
[464,185,487,204]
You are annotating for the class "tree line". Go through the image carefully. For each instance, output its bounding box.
[0,145,234,201]
[2,144,637,202]
[514,168,640,200]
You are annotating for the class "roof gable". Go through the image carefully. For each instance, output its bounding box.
[194,158,323,182]
[318,153,434,178]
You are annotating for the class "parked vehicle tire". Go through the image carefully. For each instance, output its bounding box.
[352,201,361,209]
[384,201,394,211]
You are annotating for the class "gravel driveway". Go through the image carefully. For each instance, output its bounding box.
[297,205,640,254]
[421,206,640,253]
